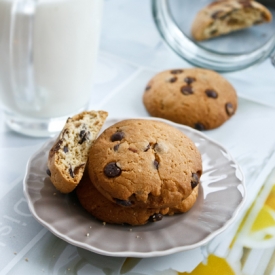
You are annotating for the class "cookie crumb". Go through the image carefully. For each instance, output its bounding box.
[136,235,140,239]
[86,233,90,237]
[14,252,17,255]
[25,258,28,262]
[103,222,106,226]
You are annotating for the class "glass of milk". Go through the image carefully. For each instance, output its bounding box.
[0,0,103,137]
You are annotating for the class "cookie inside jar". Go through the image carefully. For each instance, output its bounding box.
[152,0,275,71]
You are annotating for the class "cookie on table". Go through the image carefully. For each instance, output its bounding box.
[47,110,108,193]
[191,0,272,41]
[88,119,202,209]
[76,171,199,225]
[143,68,237,130]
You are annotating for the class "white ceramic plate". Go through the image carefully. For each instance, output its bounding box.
[23,117,245,258]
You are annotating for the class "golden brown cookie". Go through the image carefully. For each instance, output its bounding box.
[47,110,108,193]
[191,0,272,41]
[143,68,237,130]
[168,185,199,215]
[88,119,202,209]
[76,171,199,225]
[77,172,169,225]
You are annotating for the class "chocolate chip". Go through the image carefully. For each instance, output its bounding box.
[205,89,218,98]
[46,168,51,176]
[144,144,150,152]
[154,160,159,170]
[79,129,86,138]
[111,131,125,142]
[171,69,183,74]
[168,77,177,83]
[149,213,163,222]
[104,162,121,178]
[181,86,193,95]
[128,148,138,153]
[79,130,90,144]
[63,146,68,153]
[184,77,196,85]
[69,166,74,178]
[225,102,234,116]
[114,144,120,151]
[115,198,132,207]
[145,85,151,91]
[191,173,199,189]
[79,133,87,144]
[194,123,206,131]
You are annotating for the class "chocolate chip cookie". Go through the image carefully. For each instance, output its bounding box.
[77,171,169,225]
[77,171,199,225]
[143,68,237,130]
[168,185,199,215]
[88,119,202,209]
[47,110,108,193]
[191,0,272,41]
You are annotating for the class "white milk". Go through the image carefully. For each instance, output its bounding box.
[0,0,103,118]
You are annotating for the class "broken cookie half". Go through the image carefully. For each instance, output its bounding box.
[191,0,272,41]
[47,110,108,193]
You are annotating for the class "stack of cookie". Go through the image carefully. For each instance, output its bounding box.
[47,112,202,225]
[77,119,202,225]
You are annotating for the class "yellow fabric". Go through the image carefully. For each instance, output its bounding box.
[179,255,235,275]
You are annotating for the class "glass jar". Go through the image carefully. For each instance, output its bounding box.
[152,0,275,72]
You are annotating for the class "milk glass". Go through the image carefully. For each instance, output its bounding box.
[0,0,103,137]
